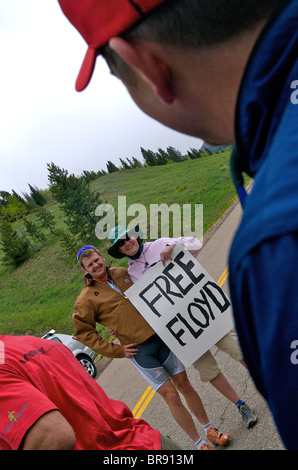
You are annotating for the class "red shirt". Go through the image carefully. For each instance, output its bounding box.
[0,335,161,450]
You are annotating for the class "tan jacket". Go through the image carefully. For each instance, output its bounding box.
[73,267,155,358]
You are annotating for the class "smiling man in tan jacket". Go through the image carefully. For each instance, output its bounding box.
[74,245,153,359]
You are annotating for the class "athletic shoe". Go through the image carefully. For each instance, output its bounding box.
[238,402,258,428]
[199,442,213,450]
[207,428,230,447]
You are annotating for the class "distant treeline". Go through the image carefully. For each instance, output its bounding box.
[0,144,231,224]
[0,143,232,267]
[108,145,226,173]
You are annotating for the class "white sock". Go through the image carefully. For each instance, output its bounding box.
[195,437,208,450]
[203,422,213,435]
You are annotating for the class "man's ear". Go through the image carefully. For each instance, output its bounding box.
[109,37,175,104]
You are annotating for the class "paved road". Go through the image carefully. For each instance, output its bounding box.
[97,201,285,451]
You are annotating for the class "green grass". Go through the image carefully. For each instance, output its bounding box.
[91,153,237,234]
[0,151,244,337]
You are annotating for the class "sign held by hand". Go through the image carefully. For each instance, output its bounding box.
[125,246,234,367]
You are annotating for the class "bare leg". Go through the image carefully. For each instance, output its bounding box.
[165,372,230,447]
[209,371,240,403]
[171,371,209,425]
[209,359,248,403]
[157,379,201,442]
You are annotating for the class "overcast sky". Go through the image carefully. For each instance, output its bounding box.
[0,0,203,196]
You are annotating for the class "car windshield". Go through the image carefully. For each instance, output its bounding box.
[50,337,62,343]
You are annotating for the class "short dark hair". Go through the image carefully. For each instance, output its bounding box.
[116,0,281,46]
[102,0,281,78]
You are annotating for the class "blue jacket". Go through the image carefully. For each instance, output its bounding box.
[229,0,298,449]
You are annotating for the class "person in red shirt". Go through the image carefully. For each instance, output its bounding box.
[0,334,181,450]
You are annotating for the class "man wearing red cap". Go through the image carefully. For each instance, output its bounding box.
[56,0,298,450]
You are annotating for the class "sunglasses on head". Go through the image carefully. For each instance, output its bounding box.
[76,245,96,261]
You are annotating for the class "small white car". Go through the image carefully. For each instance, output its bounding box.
[42,329,97,378]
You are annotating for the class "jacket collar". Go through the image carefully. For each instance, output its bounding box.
[83,273,94,286]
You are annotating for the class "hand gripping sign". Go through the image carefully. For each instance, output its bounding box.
[125,246,234,368]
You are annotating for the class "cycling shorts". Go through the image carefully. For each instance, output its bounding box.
[131,334,185,390]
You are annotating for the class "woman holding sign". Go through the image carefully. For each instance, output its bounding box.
[108,226,257,429]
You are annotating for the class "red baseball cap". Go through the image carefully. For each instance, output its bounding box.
[58,0,169,92]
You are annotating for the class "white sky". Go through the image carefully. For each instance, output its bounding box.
[0,0,203,196]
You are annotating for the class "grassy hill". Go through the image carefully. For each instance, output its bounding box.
[0,151,242,337]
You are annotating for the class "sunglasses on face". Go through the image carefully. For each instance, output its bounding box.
[116,235,130,249]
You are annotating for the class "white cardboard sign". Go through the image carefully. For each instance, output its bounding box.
[125,246,234,367]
